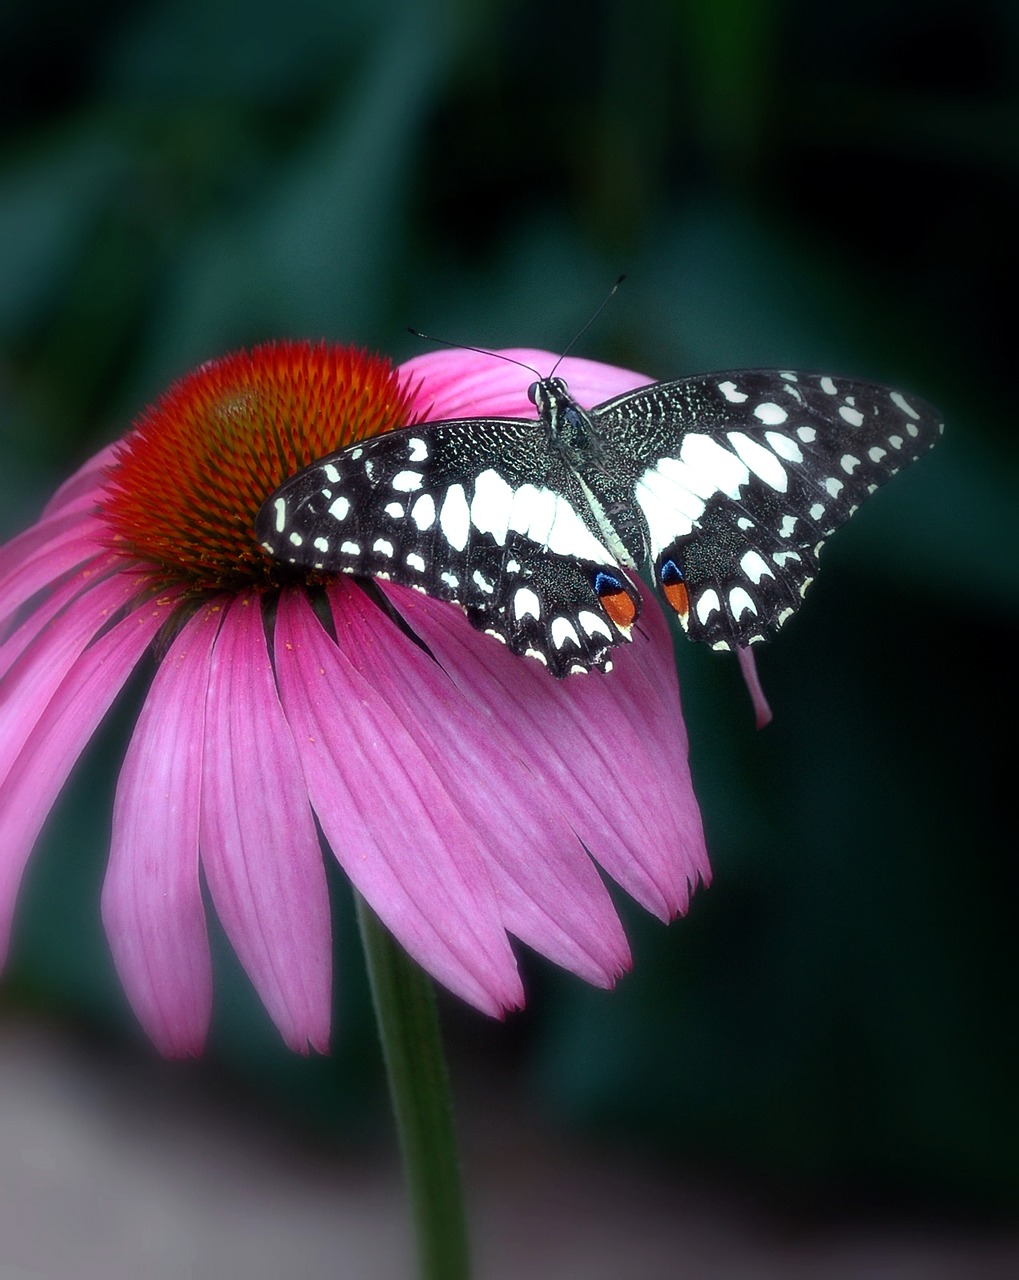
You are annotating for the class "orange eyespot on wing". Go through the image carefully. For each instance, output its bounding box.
[594,571,639,631]
[662,578,689,618]
[659,558,689,618]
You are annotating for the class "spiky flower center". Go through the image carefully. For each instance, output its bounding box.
[101,341,416,591]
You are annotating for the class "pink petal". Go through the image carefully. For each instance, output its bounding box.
[272,588,523,1016]
[0,519,109,633]
[326,579,631,986]
[1,565,143,785]
[399,349,648,421]
[0,592,178,967]
[41,441,121,518]
[200,594,332,1053]
[736,646,773,728]
[381,581,709,920]
[102,602,223,1057]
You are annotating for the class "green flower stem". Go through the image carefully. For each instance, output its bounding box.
[355,892,472,1280]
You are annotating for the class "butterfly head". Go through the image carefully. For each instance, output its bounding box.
[526,375,569,414]
[528,376,598,462]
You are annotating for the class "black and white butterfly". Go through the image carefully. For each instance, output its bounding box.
[256,367,942,677]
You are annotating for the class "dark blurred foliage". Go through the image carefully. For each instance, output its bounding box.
[1,0,1016,1217]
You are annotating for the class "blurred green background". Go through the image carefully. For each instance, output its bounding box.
[1,0,1015,1223]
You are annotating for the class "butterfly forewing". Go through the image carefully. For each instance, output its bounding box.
[258,363,941,673]
[257,417,641,676]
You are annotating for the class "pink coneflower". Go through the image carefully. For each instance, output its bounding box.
[0,341,708,1056]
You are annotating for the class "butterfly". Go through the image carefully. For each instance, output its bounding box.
[256,366,942,677]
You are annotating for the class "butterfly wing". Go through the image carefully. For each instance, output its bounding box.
[256,418,642,675]
[589,370,943,649]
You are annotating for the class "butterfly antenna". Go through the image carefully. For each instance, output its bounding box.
[407,328,543,381]
[549,274,626,377]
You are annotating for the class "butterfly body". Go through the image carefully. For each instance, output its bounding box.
[257,367,942,676]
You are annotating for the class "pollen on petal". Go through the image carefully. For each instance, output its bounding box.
[99,341,416,592]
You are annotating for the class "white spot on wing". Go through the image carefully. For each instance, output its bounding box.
[323,463,341,483]
[406,552,425,572]
[372,538,394,557]
[273,498,286,533]
[508,483,556,544]
[718,380,748,403]
[439,484,470,552]
[890,391,920,420]
[635,472,700,553]
[740,550,774,584]
[839,405,865,427]
[504,480,613,563]
[329,496,351,522]
[677,434,751,498]
[754,402,788,425]
[729,587,757,619]
[727,432,788,492]
[392,470,424,492]
[766,431,802,462]
[546,498,609,559]
[471,469,514,545]
[578,610,612,639]
[551,617,580,650]
[407,437,429,462]
[820,377,837,395]
[411,493,436,531]
[513,587,541,620]
[636,434,751,554]
[696,589,721,624]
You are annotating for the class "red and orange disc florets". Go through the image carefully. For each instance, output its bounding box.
[101,341,417,591]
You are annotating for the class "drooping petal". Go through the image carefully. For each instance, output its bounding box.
[102,602,223,1057]
[736,645,773,729]
[0,521,109,634]
[382,580,709,920]
[272,588,523,1015]
[1,564,142,780]
[0,592,178,965]
[326,579,631,986]
[399,348,647,422]
[41,441,121,518]
[200,594,332,1053]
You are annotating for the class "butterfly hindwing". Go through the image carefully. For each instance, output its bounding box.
[257,418,641,675]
